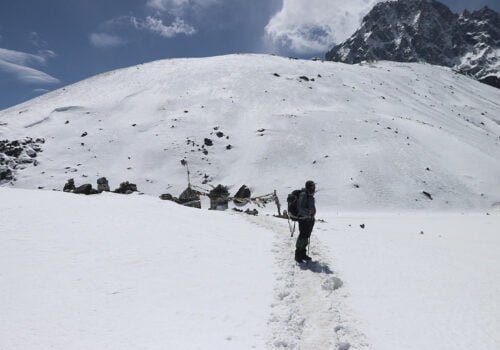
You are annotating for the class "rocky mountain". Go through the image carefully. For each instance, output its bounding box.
[325,0,500,88]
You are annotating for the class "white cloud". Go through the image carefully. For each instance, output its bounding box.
[132,16,196,38]
[147,0,220,15]
[0,48,60,85]
[0,60,60,85]
[0,48,47,66]
[89,33,127,48]
[33,88,50,93]
[265,0,386,54]
[29,32,48,48]
[92,0,220,44]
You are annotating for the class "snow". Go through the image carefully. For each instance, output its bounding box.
[1,188,499,349]
[1,54,499,212]
[317,212,500,350]
[0,188,276,350]
[1,54,500,349]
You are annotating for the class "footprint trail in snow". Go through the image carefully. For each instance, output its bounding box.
[245,215,371,350]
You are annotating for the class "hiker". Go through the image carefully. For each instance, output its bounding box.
[295,180,316,263]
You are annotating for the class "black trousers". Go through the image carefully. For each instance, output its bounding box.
[296,219,315,251]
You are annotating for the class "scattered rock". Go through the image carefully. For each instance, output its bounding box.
[159,193,174,201]
[299,76,310,81]
[204,138,213,146]
[234,185,251,204]
[74,184,96,195]
[245,208,258,216]
[97,177,110,192]
[216,131,224,138]
[81,132,88,137]
[209,184,230,210]
[273,73,280,77]
[114,181,138,194]
[360,224,365,229]
[63,178,76,192]
[0,165,13,181]
[179,186,201,208]
[226,144,232,150]
[0,138,44,183]
[422,191,433,200]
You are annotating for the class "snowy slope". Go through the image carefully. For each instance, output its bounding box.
[0,188,276,350]
[1,54,500,211]
[2,188,499,350]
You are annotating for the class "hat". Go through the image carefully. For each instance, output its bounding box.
[305,180,316,191]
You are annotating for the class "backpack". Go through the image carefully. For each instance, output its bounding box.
[287,189,303,221]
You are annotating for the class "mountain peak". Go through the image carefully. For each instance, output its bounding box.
[326,0,500,88]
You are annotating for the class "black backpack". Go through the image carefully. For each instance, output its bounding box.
[287,189,303,221]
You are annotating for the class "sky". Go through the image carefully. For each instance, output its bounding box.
[0,0,499,110]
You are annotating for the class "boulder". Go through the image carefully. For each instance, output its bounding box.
[0,165,13,181]
[114,181,138,194]
[233,185,251,205]
[245,209,258,216]
[209,184,230,210]
[25,147,37,158]
[179,186,201,208]
[74,184,93,195]
[159,193,174,201]
[63,178,76,192]
[97,177,110,192]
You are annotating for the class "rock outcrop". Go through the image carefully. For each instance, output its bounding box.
[326,0,500,88]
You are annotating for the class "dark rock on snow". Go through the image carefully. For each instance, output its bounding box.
[234,185,251,201]
[97,177,110,192]
[73,184,98,195]
[114,181,138,194]
[63,178,76,192]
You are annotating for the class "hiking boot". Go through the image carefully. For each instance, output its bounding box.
[303,253,312,261]
[299,248,311,261]
[294,250,304,263]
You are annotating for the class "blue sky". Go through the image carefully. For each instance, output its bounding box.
[1,0,498,110]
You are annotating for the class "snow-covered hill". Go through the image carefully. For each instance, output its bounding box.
[1,54,500,211]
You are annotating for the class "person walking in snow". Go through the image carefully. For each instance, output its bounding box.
[295,180,316,263]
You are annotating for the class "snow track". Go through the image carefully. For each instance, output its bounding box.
[244,215,370,350]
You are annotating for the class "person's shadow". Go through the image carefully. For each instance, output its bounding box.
[299,260,333,274]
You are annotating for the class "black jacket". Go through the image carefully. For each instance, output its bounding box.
[297,189,315,220]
